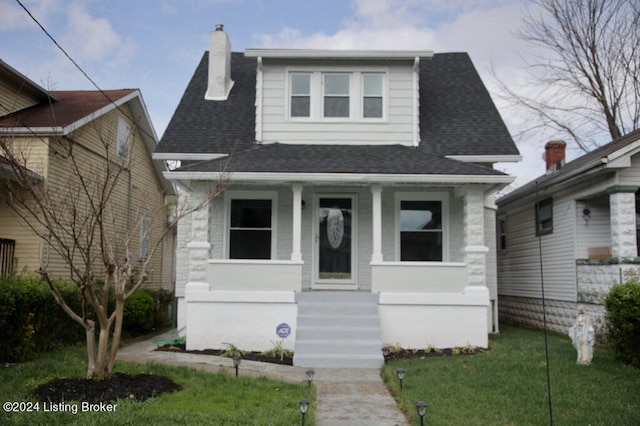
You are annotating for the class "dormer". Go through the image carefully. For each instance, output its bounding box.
[244,49,433,147]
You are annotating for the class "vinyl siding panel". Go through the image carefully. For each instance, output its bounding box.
[43,107,167,288]
[260,62,415,145]
[575,199,611,258]
[498,198,577,302]
[0,78,40,115]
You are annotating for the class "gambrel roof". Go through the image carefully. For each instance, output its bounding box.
[157,51,518,175]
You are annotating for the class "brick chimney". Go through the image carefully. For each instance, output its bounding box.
[545,140,566,173]
[205,24,234,101]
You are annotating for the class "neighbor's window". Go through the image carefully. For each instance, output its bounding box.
[138,215,151,261]
[323,74,350,118]
[229,199,273,259]
[498,218,507,251]
[535,198,553,236]
[362,73,383,118]
[290,73,311,118]
[400,200,443,261]
[116,117,131,164]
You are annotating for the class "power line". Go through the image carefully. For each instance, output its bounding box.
[13,0,159,145]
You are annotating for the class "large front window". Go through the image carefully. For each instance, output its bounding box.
[229,199,273,259]
[400,200,443,261]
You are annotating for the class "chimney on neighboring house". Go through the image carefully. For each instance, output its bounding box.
[205,23,234,101]
[544,140,566,173]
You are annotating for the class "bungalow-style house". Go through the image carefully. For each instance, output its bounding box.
[0,59,175,290]
[497,130,640,337]
[155,25,520,367]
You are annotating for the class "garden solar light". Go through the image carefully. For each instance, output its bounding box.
[305,369,315,388]
[232,355,241,377]
[299,399,310,425]
[396,368,405,390]
[415,401,428,425]
[381,346,390,358]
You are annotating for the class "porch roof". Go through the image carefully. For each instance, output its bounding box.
[168,143,514,185]
[177,143,506,176]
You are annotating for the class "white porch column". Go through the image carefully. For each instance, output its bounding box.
[457,186,488,286]
[291,183,303,261]
[371,184,383,262]
[608,185,638,258]
[186,184,212,285]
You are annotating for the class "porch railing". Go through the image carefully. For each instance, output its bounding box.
[207,259,304,292]
[371,261,468,293]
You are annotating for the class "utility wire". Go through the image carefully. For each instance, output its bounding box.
[14,0,159,144]
[535,182,554,425]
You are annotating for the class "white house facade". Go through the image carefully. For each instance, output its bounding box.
[155,25,520,367]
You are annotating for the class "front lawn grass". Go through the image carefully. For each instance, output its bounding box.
[382,324,640,425]
[1,344,314,425]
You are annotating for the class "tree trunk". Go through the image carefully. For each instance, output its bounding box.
[85,320,97,380]
[107,297,125,375]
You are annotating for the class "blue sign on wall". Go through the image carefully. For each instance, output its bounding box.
[276,323,291,339]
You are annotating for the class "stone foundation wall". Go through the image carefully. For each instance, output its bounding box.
[499,295,578,335]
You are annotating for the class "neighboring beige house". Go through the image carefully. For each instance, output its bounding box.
[497,130,640,337]
[155,26,520,367]
[0,60,175,290]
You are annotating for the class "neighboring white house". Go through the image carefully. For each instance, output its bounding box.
[496,130,640,337]
[154,25,520,367]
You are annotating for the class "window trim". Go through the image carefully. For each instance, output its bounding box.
[498,216,507,252]
[535,197,553,236]
[394,192,449,262]
[224,191,278,260]
[116,116,131,165]
[286,67,388,122]
[138,214,151,261]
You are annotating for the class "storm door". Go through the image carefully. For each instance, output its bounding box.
[314,195,357,288]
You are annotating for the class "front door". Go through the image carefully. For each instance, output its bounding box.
[313,195,357,289]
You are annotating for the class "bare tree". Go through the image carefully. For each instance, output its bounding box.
[0,126,226,380]
[500,0,640,152]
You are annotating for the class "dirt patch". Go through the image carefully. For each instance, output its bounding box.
[156,343,294,365]
[31,373,182,403]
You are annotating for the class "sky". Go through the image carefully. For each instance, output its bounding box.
[0,0,615,189]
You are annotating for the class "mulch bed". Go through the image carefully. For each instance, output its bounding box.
[156,343,294,365]
[155,343,485,365]
[31,373,182,404]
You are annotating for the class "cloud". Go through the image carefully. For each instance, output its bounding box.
[0,0,57,31]
[61,3,135,64]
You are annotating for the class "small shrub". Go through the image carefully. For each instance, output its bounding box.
[221,342,246,357]
[123,290,156,333]
[605,280,640,367]
[262,340,293,359]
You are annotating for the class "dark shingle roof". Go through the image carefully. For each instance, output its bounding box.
[179,143,506,176]
[498,128,640,205]
[157,52,256,154]
[157,51,518,173]
[417,53,517,156]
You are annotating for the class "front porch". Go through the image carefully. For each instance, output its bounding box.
[177,180,500,357]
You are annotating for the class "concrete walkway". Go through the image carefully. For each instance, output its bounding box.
[117,331,408,425]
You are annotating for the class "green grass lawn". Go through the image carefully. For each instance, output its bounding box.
[382,324,640,425]
[0,344,314,425]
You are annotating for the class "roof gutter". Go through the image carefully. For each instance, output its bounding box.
[163,170,515,185]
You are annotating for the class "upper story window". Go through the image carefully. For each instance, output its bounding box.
[323,74,350,118]
[116,117,131,164]
[290,74,311,117]
[288,70,386,121]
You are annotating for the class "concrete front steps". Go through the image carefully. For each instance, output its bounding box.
[293,292,384,368]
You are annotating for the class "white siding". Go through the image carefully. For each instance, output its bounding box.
[259,62,415,145]
[498,197,577,302]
